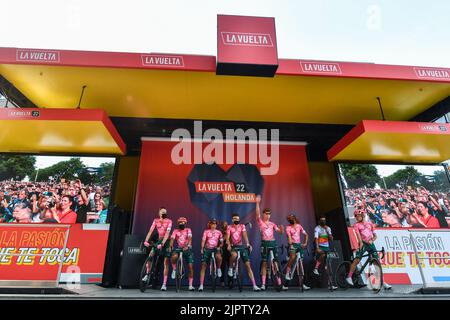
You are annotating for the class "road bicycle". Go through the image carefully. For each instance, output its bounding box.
[280,245,309,292]
[336,246,385,293]
[228,246,251,292]
[260,245,283,292]
[139,241,163,292]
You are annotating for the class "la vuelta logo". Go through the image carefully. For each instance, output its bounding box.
[300,61,342,74]
[16,49,60,63]
[141,54,184,67]
[187,163,264,221]
[414,67,450,80]
[419,124,448,132]
[221,32,273,47]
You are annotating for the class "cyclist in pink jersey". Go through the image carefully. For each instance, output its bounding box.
[347,210,391,289]
[226,213,260,291]
[169,217,195,291]
[284,214,311,290]
[255,195,284,291]
[143,207,173,291]
[198,219,223,292]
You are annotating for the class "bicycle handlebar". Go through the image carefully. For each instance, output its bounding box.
[140,241,155,250]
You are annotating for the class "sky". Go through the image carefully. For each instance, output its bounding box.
[374,164,446,178]
[2,1,449,169]
[1,0,450,68]
[34,156,116,169]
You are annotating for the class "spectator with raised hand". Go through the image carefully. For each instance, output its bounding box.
[412,201,440,228]
[443,198,450,215]
[344,185,450,229]
[427,195,448,228]
[75,193,89,223]
[30,193,42,222]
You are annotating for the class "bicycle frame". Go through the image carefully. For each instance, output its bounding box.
[268,249,275,274]
[353,248,385,278]
[141,243,163,290]
[178,251,185,279]
[324,249,338,289]
[265,247,281,278]
[286,250,303,280]
[210,251,217,277]
[233,250,241,280]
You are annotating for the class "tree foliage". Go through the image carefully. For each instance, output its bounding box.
[340,164,381,188]
[0,155,36,180]
[34,158,115,185]
[384,166,449,191]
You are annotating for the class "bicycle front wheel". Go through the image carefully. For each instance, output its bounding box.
[175,256,183,292]
[139,256,152,293]
[297,261,304,292]
[271,260,283,292]
[210,260,217,292]
[368,259,383,293]
[335,261,351,289]
[325,258,334,290]
[236,264,243,292]
[150,254,161,289]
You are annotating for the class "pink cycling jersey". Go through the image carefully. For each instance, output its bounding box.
[257,218,278,241]
[202,229,223,249]
[286,224,305,244]
[151,218,173,239]
[171,228,192,248]
[227,224,247,246]
[353,221,376,243]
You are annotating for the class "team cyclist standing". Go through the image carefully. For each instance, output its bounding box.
[142,196,389,292]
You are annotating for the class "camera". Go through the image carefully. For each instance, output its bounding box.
[46,198,55,208]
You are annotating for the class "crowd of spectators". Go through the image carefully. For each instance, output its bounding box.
[0,179,111,224]
[344,187,450,228]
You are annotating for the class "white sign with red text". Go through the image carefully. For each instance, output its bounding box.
[353,229,450,285]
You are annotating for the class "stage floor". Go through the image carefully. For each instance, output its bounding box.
[0,284,449,299]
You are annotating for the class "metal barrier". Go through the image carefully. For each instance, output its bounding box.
[409,229,450,289]
[0,223,71,288]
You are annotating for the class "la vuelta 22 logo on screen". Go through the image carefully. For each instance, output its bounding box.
[187,163,264,221]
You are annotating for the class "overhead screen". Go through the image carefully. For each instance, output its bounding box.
[0,154,116,224]
[338,163,450,229]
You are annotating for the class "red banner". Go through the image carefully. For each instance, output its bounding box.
[0,224,69,282]
[0,224,109,283]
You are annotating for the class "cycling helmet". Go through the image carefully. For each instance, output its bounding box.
[207,218,217,227]
[177,217,187,224]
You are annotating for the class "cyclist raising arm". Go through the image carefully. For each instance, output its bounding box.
[143,207,172,291]
[170,217,195,291]
[226,213,261,291]
[198,219,223,292]
[285,214,310,290]
[347,210,391,290]
[255,195,284,291]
